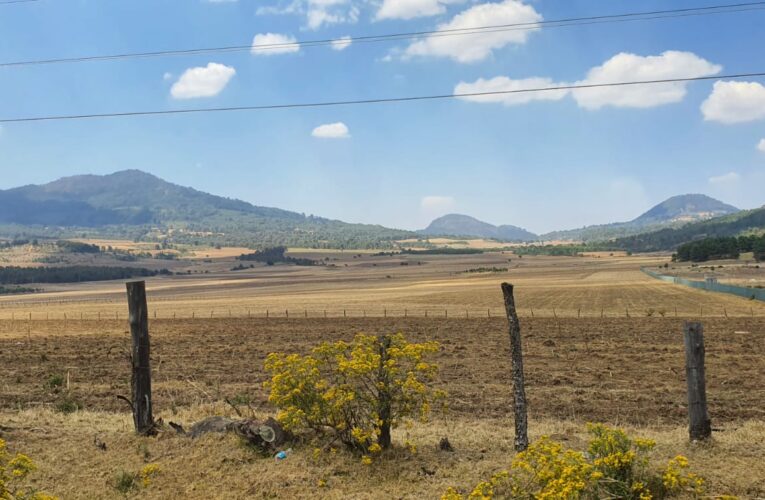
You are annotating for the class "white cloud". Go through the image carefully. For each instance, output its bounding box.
[758,138,765,153]
[403,0,542,63]
[312,122,350,138]
[330,35,352,51]
[257,0,359,30]
[421,195,455,212]
[455,50,721,111]
[455,76,568,106]
[708,172,741,185]
[251,33,300,56]
[701,81,765,124]
[162,72,173,81]
[572,51,721,110]
[170,63,236,99]
[376,0,462,20]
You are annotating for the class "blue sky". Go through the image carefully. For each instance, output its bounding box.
[0,0,764,233]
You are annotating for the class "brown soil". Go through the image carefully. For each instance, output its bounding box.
[2,317,763,426]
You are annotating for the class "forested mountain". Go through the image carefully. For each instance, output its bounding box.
[420,214,538,242]
[541,194,739,242]
[613,206,765,252]
[0,170,413,248]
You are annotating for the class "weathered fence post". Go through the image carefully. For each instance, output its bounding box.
[377,335,393,449]
[126,281,155,435]
[501,283,529,451]
[683,321,711,441]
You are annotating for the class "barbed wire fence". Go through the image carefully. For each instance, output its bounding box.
[0,304,760,321]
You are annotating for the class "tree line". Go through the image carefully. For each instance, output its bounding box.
[673,235,765,262]
[0,266,171,285]
[237,247,318,266]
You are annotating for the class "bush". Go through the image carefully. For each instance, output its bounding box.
[0,438,57,499]
[443,424,705,499]
[113,464,161,494]
[265,333,444,460]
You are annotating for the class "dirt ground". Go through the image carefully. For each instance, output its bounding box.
[2,317,763,426]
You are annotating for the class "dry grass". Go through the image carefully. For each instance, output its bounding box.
[1,253,764,320]
[2,406,763,499]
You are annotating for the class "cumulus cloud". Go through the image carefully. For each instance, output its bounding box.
[403,0,542,63]
[163,72,173,81]
[455,76,568,106]
[170,63,236,99]
[376,0,463,20]
[312,122,350,138]
[330,35,353,50]
[572,51,721,110]
[251,33,300,55]
[455,50,721,110]
[701,81,765,124]
[708,172,741,185]
[420,195,456,212]
[758,138,765,153]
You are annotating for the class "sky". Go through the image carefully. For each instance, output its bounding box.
[0,0,764,234]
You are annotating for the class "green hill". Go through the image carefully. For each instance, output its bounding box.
[420,214,538,242]
[613,206,765,252]
[0,170,413,249]
[541,194,739,242]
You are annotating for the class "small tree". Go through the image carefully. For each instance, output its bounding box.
[265,333,444,457]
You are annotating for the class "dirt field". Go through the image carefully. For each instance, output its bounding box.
[2,252,764,320]
[1,316,764,498]
[2,248,765,498]
[2,317,763,425]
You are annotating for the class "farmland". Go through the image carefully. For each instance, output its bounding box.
[1,246,764,497]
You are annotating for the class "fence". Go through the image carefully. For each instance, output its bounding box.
[642,267,765,302]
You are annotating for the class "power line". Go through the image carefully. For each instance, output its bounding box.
[1,1,764,67]
[2,72,763,124]
[0,0,39,4]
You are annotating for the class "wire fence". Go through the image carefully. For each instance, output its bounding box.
[0,305,760,321]
[642,267,765,302]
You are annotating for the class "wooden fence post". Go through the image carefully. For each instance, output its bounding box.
[126,281,155,435]
[683,322,711,441]
[501,283,529,451]
[377,335,393,449]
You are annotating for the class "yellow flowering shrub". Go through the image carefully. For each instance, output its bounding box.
[662,456,704,496]
[443,424,706,500]
[265,333,445,456]
[139,463,161,488]
[0,438,58,500]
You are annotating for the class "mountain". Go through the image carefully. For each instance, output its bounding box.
[0,170,413,248]
[541,194,739,242]
[613,205,765,252]
[632,194,739,225]
[420,214,538,242]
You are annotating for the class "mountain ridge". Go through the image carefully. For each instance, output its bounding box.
[541,194,739,242]
[419,214,538,242]
[0,170,413,249]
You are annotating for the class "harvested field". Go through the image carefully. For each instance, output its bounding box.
[2,317,763,425]
[1,253,764,320]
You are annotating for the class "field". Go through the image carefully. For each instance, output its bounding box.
[1,246,764,498]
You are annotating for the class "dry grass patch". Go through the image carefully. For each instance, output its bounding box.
[1,407,763,498]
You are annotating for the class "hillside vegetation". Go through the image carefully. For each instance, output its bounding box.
[614,206,765,252]
[542,194,740,242]
[0,170,413,249]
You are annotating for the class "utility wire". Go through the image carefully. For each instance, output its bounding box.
[1,1,764,67]
[0,0,39,4]
[2,72,764,124]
